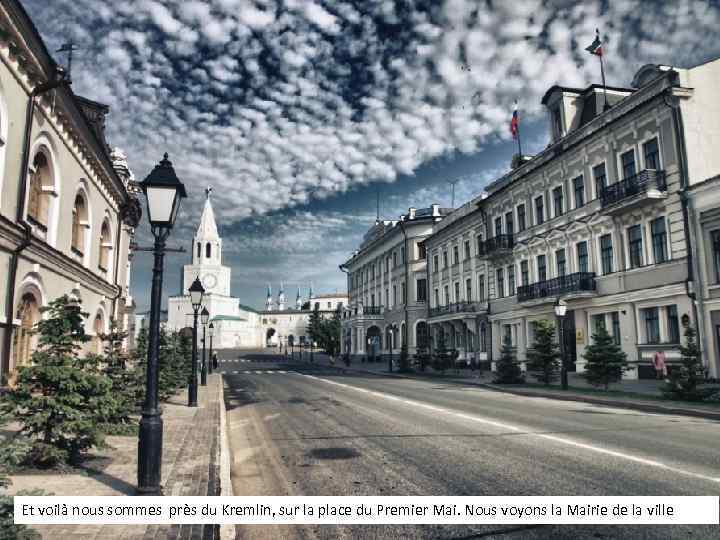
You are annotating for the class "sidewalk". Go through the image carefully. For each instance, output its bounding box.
[7,373,224,540]
[301,352,720,421]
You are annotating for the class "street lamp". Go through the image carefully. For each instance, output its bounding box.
[200,307,209,386]
[188,277,205,407]
[389,324,398,373]
[137,153,187,495]
[554,298,568,390]
[208,322,214,374]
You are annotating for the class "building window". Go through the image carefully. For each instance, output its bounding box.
[27,153,51,230]
[520,260,529,285]
[600,234,613,274]
[433,255,439,273]
[573,175,585,208]
[476,234,483,255]
[393,252,397,267]
[643,307,660,344]
[507,265,516,296]
[454,282,460,302]
[478,274,485,301]
[466,278,472,301]
[505,212,514,235]
[577,241,588,273]
[444,285,450,305]
[593,162,607,199]
[386,256,390,272]
[537,255,547,282]
[496,268,504,298]
[592,314,606,335]
[643,137,660,170]
[393,285,397,306]
[535,195,544,225]
[495,217,502,237]
[385,288,389,307]
[71,193,87,257]
[552,186,564,217]
[99,220,112,272]
[713,230,720,283]
[417,278,427,302]
[401,282,406,304]
[464,240,471,260]
[621,149,636,179]
[667,305,680,343]
[418,242,427,260]
[206,242,211,258]
[651,217,668,264]
[197,242,201,258]
[517,204,526,232]
[556,248,566,277]
[443,251,448,268]
[453,245,459,265]
[611,312,621,345]
[628,224,644,269]
[434,288,439,307]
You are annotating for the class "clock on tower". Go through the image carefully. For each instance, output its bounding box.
[202,273,218,290]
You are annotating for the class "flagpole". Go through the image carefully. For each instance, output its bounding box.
[517,124,523,157]
[599,51,609,111]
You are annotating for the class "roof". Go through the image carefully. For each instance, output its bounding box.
[312,293,348,299]
[196,196,219,239]
[238,303,260,314]
[211,315,247,322]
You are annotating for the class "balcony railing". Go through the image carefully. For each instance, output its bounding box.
[479,234,514,256]
[429,301,487,318]
[517,272,596,302]
[600,169,666,208]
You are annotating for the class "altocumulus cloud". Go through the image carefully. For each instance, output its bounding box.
[21,0,720,307]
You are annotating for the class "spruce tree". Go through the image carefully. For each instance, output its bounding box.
[662,325,710,401]
[493,336,524,384]
[307,306,323,348]
[582,326,628,390]
[98,319,137,432]
[526,319,561,385]
[1,295,113,467]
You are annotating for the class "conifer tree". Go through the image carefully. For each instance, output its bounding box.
[582,326,628,390]
[307,305,323,348]
[98,319,137,431]
[1,296,113,466]
[526,319,561,385]
[662,325,711,401]
[493,335,524,384]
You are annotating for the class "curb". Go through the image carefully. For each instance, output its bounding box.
[218,375,235,540]
[308,360,720,421]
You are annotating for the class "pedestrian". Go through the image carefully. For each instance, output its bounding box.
[653,350,667,379]
[212,352,218,370]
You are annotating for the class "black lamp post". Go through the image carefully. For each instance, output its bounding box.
[389,324,397,373]
[555,298,568,390]
[188,277,205,406]
[200,307,209,386]
[137,153,187,495]
[208,322,214,374]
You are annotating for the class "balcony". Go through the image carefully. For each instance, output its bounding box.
[479,234,514,259]
[517,272,597,302]
[352,305,383,318]
[600,169,667,214]
[429,301,488,318]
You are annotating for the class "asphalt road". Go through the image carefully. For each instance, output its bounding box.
[218,348,719,540]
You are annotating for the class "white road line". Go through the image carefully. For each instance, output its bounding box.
[278,370,287,374]
[232,370,238,374]
[299,373,720,485]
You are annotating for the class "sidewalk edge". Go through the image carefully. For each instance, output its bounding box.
[218,375,235,540]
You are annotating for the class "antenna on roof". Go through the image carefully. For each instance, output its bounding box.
[56,42,79,80]
[447,179,460,209]
[376,188,380,223]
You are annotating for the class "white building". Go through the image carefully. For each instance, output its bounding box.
[0,0,140,384]
[166,192,347,349]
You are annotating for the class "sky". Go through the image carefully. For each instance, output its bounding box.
[22,0,720,311]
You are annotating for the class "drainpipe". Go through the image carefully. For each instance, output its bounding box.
[664,89,707,365]
[1,72,70,384]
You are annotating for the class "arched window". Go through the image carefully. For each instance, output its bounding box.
[27,153,51,231]
[416,322,429,349]
[197,242,201,258]
[93,312,104,354]
[206,242,211,258]
[71,193,88,257]
[99,220,112,272]
[12,293,40,370]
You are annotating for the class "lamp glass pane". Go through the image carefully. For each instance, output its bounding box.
[145,186,177,224]
[189,290,203,307]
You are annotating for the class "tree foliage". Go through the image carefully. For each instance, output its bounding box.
[0,296,113,467]
[307,308,342,356]
[526,319,561,385]
[662,325,712,401]
[582,326,628,390]
[494,336,524,384]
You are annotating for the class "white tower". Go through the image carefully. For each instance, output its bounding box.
[278,282,286,311]
[182,187,231,297]
[295,287,302,310]
[265,284,275,311]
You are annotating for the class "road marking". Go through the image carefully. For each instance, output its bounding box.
[299,374,720,485]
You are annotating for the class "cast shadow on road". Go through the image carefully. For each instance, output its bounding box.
[223,378,263,411]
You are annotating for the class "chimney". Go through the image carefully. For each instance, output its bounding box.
[431,203,440,216]
[408,207,416,219]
